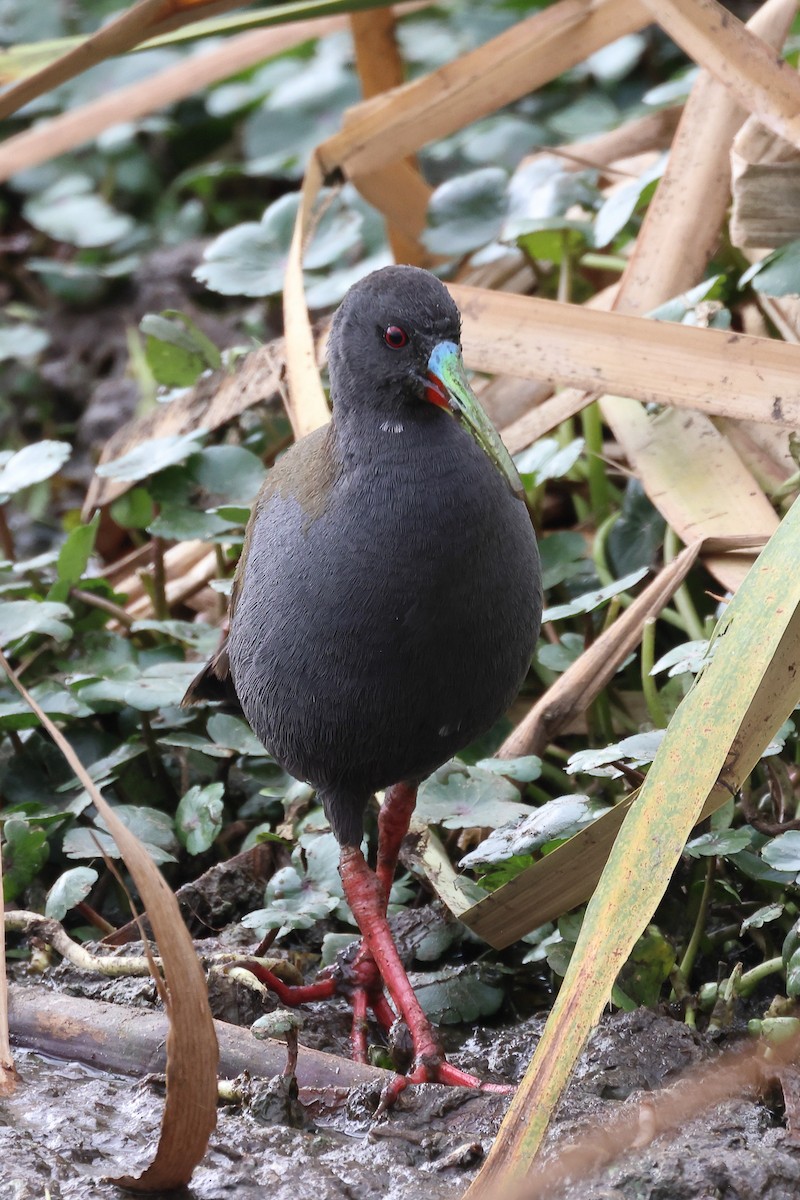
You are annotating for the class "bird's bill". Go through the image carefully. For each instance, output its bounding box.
[427,341,525,501]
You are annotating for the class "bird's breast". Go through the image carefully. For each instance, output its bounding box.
[227,415,540,794]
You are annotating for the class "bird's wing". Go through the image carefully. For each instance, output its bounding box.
[181,423,336,707]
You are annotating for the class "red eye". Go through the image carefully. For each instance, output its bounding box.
[384,325,409,349]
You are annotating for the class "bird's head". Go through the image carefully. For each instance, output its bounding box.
[327,265,523,497]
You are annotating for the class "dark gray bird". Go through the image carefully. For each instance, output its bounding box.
[185,265,541,1097]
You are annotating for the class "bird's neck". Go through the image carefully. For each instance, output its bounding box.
[331,402,447,470]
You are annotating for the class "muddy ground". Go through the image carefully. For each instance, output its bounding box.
[5,964,800,1200]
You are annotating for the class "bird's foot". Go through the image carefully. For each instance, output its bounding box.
[375,1057,512,1116]
[233,947,397,1063]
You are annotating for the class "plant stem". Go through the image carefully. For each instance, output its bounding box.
[663,526,705,641]
[0,504,14,561]
[214,544,229,620]
[592,511,618,586]
[641,618,668,728]
[71,587,135,628]
[581,400,610,525]
[737,955,785,997]
[151,537,168,620]
[678,855,715,985]
[141,712,178,803]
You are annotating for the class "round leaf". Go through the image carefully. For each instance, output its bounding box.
[416,764,530,830]
[176,783,225,855]
[423,167,508,255]
[0,600,72,648]
[95,429,208,483]
[45,866,98,920]
[0,441,71,497]
[23,174,135,248]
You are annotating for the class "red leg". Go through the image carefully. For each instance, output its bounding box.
[235,786,418,1064]
[238,783,508,1104]
[376,781,418,901]
[340,781,419,1047]
[339,843,499,1107]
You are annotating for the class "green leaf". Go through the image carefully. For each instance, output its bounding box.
[45,866,98,920]
[110,488,156,530]
[63,806,178,865]
[423,167,508,255]
[242,864,338,940]
[762,830,800,876]
[606,479,666,578]
[0,599,72,648]
[461,794,607,868]
[538,531,591,591]
[650,640,711,678]
[78,661,201,711]
[414,964,505,1025]
[56,741,147,794]
[23,173,135,248]
[584,33,647,83]
[515,438,584,488]
[784,952,800,1000]
[740,903,784,935]
[0,683,91,730]
[0,440,71,498]
[212,504,251,524]
[95,429,208,483]
[300,831,344,896]
[140,310,222,387]
[475,755,542,782]
[158,731,234,758]
[503,157,598,242]
[567,730,665,777]
[53,513,100,591]
[320,931,360,968]
[685,827,755,858]
[147,506,237,542]
[593,155,665,247]
[549,91,620,140]
[176,783,225,855]
[646,275,726,322]
[740,240,800,297]
[190,445,267,504]
[2,816,49,900]
[416,763,530,830]
[243,48,358,178]
[615,926,675,1007]
[196,191,361,298]
[516,221,591,264]
[543,567,649,623]
[729,849,795,885]
[0,322,49,363]
[206,712,269,757]
[538,633,586,674]
[130,619,220,653]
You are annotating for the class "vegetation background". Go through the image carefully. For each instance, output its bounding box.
[4,0,800,1193]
